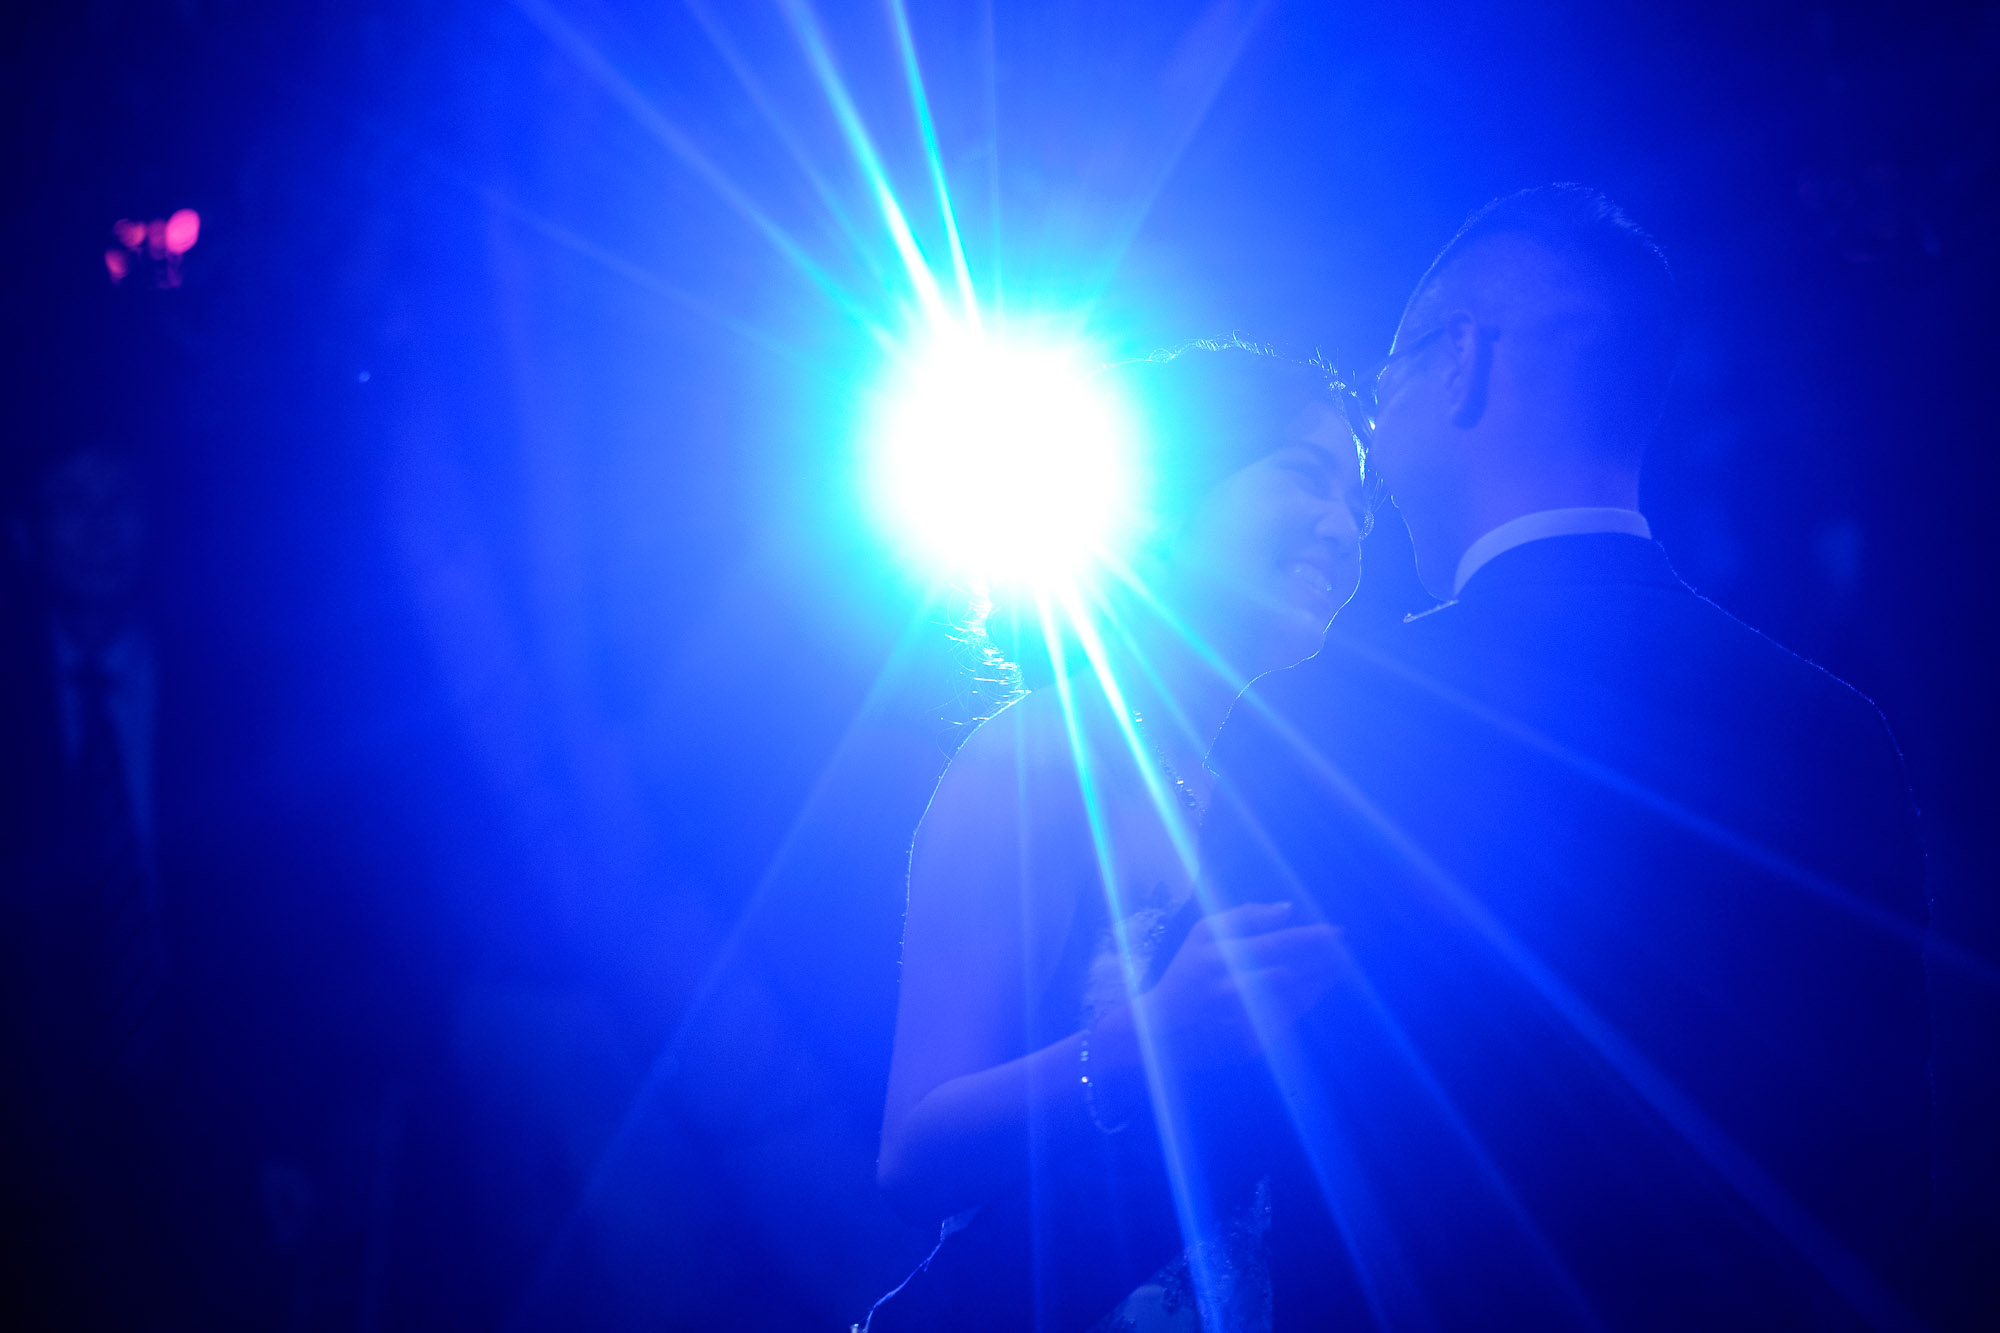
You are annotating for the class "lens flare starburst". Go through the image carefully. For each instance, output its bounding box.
[869,329,1140,588]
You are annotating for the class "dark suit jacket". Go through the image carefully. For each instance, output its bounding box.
[1201,534,1930,1331]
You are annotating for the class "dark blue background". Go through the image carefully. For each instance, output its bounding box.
[3,1,1994,1327]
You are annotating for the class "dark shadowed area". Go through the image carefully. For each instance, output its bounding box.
[1,1,1994,1328]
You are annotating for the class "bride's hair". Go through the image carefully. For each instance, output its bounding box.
[1110,335,1353,546]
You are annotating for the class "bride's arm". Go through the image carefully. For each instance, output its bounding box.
[876,695,1343,1227]
[876,699,1143,1225]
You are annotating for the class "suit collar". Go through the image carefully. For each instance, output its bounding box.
[1454,532,1683,601]
[1452,508,1652,595]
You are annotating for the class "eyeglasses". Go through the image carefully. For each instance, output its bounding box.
[1328,325,1449,517]
[1333,325,1449,449]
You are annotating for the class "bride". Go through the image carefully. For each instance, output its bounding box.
[874,339,1373,1332]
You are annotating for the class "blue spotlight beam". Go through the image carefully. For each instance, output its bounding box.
[885,0,981,329]
[501,605,952,1333]
[511,0,887,340]
[1228,669,1934,1331]
[1074,560,1954,1323]
[358,117,800,361]
[1318,635,1997,985]
[775,0,950,328]
[1050,0,1274,309]
[469,176,797,362]
[1036,590,1232,1324]
[1051,583,1204,880]
[681,0,899,292]
[976,0,1004,311]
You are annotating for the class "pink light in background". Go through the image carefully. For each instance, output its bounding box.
[107,209,201,287]
[163,209,200,255]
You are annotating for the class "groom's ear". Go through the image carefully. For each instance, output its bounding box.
[1439,310,1490,429]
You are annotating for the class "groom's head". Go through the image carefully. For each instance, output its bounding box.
[1369,185,1679,596]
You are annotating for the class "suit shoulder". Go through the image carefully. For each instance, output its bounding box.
[1688,593,1904,748]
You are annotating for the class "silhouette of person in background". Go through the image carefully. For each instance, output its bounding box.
[0,440,205,1326]
[13,444,166,1072]
[0,431,474,1328]
[1203,186,1931,1329]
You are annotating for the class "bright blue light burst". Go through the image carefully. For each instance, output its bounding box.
[868,328,1141,588]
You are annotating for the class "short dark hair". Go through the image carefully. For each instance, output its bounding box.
[1413,184,1680,449]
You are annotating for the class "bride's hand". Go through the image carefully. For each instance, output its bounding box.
[1099,901,1346,1074]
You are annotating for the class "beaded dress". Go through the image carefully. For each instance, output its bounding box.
[859,706,1272,1333]
[1072,876,1273,1333]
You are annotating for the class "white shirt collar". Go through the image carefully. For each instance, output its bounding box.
[1452,507,1652,597]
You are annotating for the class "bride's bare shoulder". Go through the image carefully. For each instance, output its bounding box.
[951,684,1109,789]
[916,687,1096,850]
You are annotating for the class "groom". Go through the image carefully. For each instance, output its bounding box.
[1202,186,1931,1329]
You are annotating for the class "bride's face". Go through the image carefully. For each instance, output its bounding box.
[1171,402,1367,676]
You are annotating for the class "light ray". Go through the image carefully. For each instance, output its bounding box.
[885,0,980,327]
[1031,573,1394,1320]
[1069,674,1438,1325]
[501,600,954,1333]
[680,0,896,291]
[1106,544,1987,985]
[1226,685,1930,1329]
[363,116,804,362]
[473,173,799,363]
[1255,899,1599,1326]
[976,0,1005,313]
[1070,0,1274,307]
[511,0,886,339]
[1231,966,1438,1329]
[1035,586,1236,1325]
[1315,635,1996,984]
[1085,576,1249,789]
[1053,585,1474,1323]
[774,0,950,328]
[1083,560,1936,1319]
[1049,582,1205,879]
[1094,554,1254,714]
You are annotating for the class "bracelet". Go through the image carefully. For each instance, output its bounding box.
[1079,1022,1134,1136]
